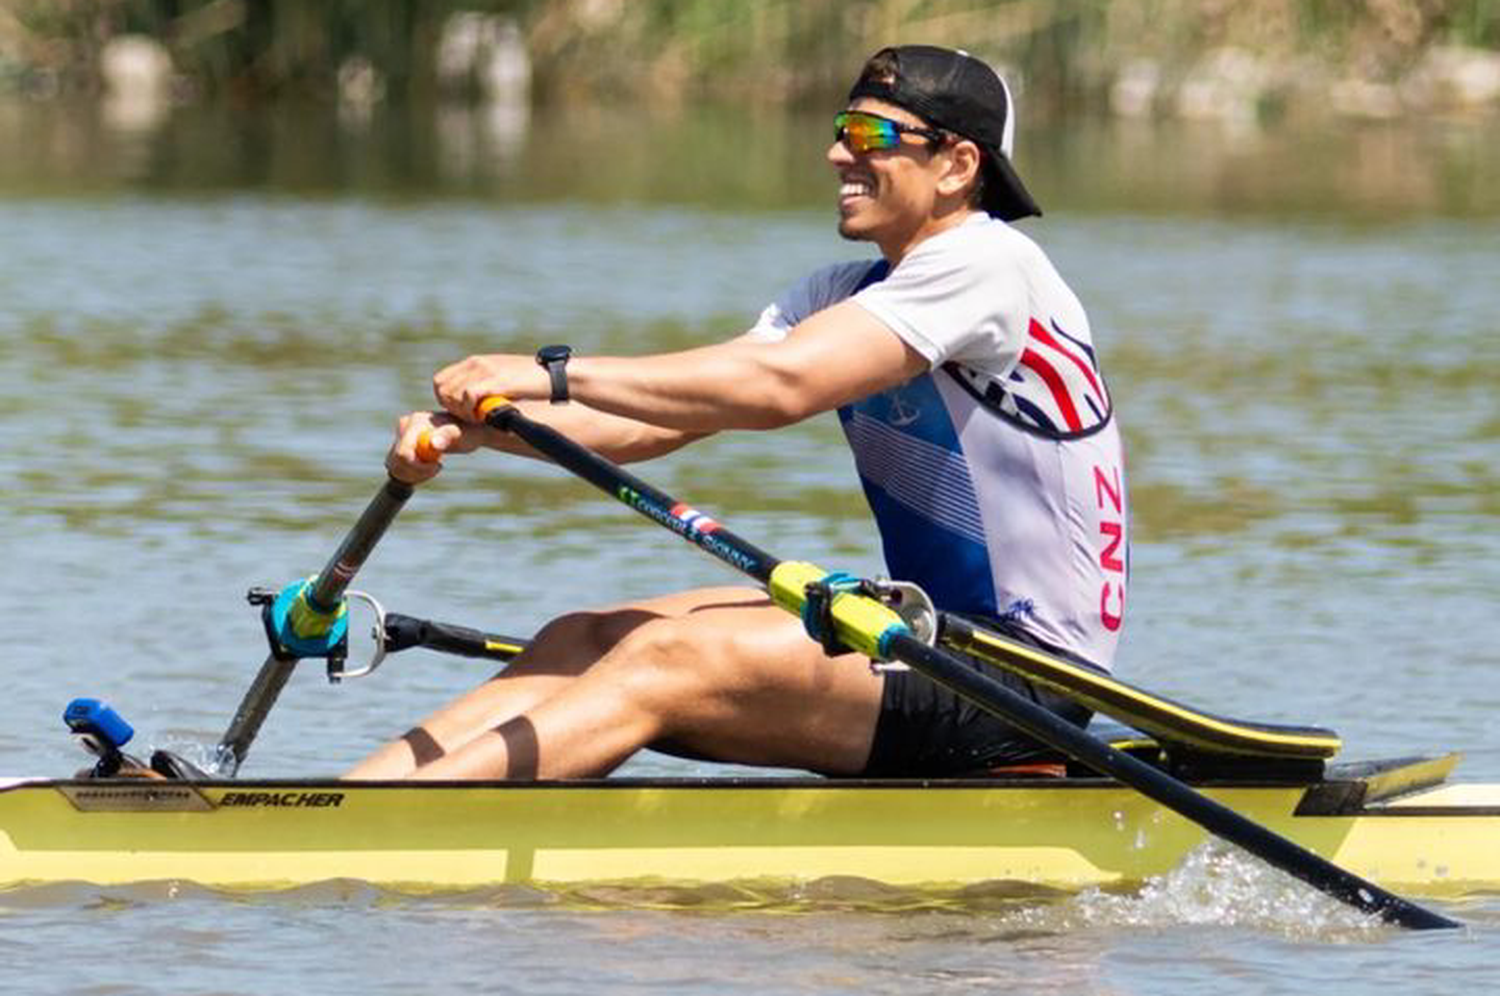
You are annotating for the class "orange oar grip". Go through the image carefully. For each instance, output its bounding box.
[414,430,441,464]
[477,395,514,420]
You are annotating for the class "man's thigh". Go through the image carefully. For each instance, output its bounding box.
[618,587,887,775]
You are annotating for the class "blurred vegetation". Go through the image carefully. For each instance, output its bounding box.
[0,0,1497,113]
[0,0,524,101]
[521,0,1500,110]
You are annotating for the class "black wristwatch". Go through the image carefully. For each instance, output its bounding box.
[536,344,572,404]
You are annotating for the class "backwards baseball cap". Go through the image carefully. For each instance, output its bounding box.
[847,45,1041,221]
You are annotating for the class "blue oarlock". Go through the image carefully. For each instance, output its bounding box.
[266,577,349,660]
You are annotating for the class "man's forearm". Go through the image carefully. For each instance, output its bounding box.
[565,307,926,432]
[479,399,710,464]
[566,341,818,432]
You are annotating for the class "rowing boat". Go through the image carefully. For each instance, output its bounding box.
[7,404,1476,928]
[3,752,1496,898]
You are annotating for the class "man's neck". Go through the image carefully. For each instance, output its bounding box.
[878,207,981,264]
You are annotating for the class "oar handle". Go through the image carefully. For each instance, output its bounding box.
[414,430,442,466]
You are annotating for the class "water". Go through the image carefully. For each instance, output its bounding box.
[2,98,1498,992]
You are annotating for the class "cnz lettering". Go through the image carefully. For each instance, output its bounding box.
[1094,464,1126,632]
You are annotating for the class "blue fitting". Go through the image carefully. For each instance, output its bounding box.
[875,623,911,662]
[267,577,349,659]
[801,571,865,654]
[63,698,135,750]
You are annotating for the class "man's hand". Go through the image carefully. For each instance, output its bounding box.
[433,353,551,422]
[386,410,486,484]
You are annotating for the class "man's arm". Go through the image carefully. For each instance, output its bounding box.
[390,302,925,484]
[385,401,709,485]
[438,301,929,432]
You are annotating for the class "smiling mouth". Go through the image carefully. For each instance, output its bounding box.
[838,177,875,209]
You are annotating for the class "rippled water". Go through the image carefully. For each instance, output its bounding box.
[2,98,1498,992]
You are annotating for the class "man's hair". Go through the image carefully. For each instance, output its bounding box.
[856,48,901,87]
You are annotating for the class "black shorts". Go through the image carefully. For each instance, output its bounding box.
[859,621,1097,778]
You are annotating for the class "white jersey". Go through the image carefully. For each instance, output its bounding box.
[750,214,1128,669]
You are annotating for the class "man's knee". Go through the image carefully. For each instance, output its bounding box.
[532,607,662,657]
[611,610,794,703]
[611,613,706,675]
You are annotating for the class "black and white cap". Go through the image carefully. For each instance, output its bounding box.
[848,45,1042,221]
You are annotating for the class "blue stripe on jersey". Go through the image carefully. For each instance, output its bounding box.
[1011,393,1059,433]
[838,373,998,617]
[841,412,986,545]
[1051,319,1097,365]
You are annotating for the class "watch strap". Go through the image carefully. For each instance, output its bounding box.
[536,345,572,404]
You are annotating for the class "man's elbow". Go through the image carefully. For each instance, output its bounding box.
[741,375,820,429]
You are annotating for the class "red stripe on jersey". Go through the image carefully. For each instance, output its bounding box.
[1019,348,1083,431]
[1029,319,1107,405]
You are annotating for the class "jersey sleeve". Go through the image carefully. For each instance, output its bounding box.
[849,229,1028,376]
[744,261,883,344]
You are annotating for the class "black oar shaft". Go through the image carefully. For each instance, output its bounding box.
[479,397,1459,930]
[485,404,779,583]
[308,478,414,609]
[215,652,295,774]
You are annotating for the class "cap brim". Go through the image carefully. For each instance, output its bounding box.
[982,152,1042,221]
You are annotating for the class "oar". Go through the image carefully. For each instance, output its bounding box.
[468,396,1459,931]
[214,477,416,775]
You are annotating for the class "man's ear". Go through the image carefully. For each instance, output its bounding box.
[936,139,984,201]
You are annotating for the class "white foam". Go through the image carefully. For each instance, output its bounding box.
[1001,841,1391,939]
[0,777,46,790]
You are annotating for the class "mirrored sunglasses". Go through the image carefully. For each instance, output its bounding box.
[833,111,946,154]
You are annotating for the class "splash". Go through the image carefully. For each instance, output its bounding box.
[1010,841,1393,939]
[147,735,228,777]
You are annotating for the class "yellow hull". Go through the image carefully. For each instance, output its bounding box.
[3,763,1497,900]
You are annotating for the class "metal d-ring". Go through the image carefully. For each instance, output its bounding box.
[324,589,388,680]
[864,577,937,673]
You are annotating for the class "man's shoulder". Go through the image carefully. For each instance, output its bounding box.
[882,215,1049,299]
[751,258,885,336]
[805,258,888,290]
[789,258,889,308]
[917,213,1047,266]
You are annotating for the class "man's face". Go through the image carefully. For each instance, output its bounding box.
[827,97,951,257]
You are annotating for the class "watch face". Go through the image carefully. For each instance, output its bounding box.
[538,345,571,364]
